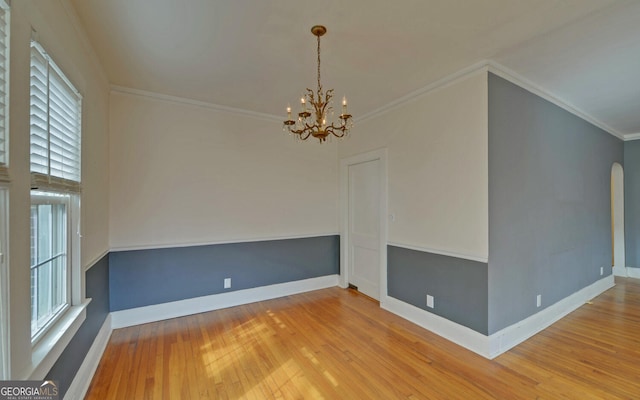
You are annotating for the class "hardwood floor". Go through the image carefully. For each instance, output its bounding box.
[86,277,640,399]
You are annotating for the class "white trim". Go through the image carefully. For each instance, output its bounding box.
[111,59,634,141]
[110,232,340,252]
[612,266,628,277]
[611,163,625,271]
[355,59,626,141]
[613,266,640,278]
[383,275,614,359]
[111,275,339,329]
[340,149,389,304]
[382,296,490,357]
[356,62,490,124]
[111,85,283,123]
[84,249,109,271]
[486,62,624,140]
[625,133,640,141]
[110,57,636,142]
[487,275,614,358]
[627,267,640,279]
[64,314,112,400]
[387,241,488,264]
[25,300,90,380]
[0,188,9,380]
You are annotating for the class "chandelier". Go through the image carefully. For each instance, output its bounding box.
[283,25,353,142]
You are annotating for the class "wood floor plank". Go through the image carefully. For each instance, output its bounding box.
[86,277,640,399]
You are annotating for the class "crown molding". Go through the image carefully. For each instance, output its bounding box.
[111,60,630,141]
[356,61,490,124]
[355,59,625,142]
[486,61,624,140]
[110,85,283,123]
[624,133,640,141]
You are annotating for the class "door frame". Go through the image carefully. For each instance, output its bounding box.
[611,162,626,277]
[340,148,388,305]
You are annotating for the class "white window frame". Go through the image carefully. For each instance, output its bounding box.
[0,0,9,380]
[29,191,85,380]
[30,191,72,344]
[0,188,9,380]
[28,37,88,380]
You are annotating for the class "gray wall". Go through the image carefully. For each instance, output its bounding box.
[624,140,640,268]
[387,246,488,334]
[109,235,339,311]
[488,73,623,334]
[45,255,110,398]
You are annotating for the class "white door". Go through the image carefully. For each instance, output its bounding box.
[348,159,381,300]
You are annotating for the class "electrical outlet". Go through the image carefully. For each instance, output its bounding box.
[536,294,541,308]
[600,267,604,276]
[224,278,231,289]
[426,294,434,308]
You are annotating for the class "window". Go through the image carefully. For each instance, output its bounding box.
[29,40,82,343]
[30,192,70,340]
[0,0,8,380]
[30,41,82,191]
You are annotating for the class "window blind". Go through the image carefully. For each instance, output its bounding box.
[30,40,82,193]
[0,3,9,183]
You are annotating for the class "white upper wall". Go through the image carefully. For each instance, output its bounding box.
[8,0,110,378]
[339,71,489,261]
[109,91,339,250]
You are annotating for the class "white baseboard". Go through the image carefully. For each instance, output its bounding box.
[627,267,640,279]
[382,275,615,359]
[64,314,112,400]
[613,265,628,277]
[487,275,614,358]
[111,275,340,329]
[612,266,640,279]
[381,296,490,358]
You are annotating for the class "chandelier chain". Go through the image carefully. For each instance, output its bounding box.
[317,33,321,93]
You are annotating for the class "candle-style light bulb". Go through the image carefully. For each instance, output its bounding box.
[286,105,292,120]
[301,97,307,112]
[342,96,347,115]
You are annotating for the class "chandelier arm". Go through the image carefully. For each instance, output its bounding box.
[288,123,307,134]
[305,122,320,133]
[326,124,347,138]
[289,127,308,135]
[290,121,319,135]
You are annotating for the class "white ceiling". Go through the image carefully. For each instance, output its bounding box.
[69,0,640,137]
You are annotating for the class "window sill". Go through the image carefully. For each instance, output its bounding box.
[27,299,92,380]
